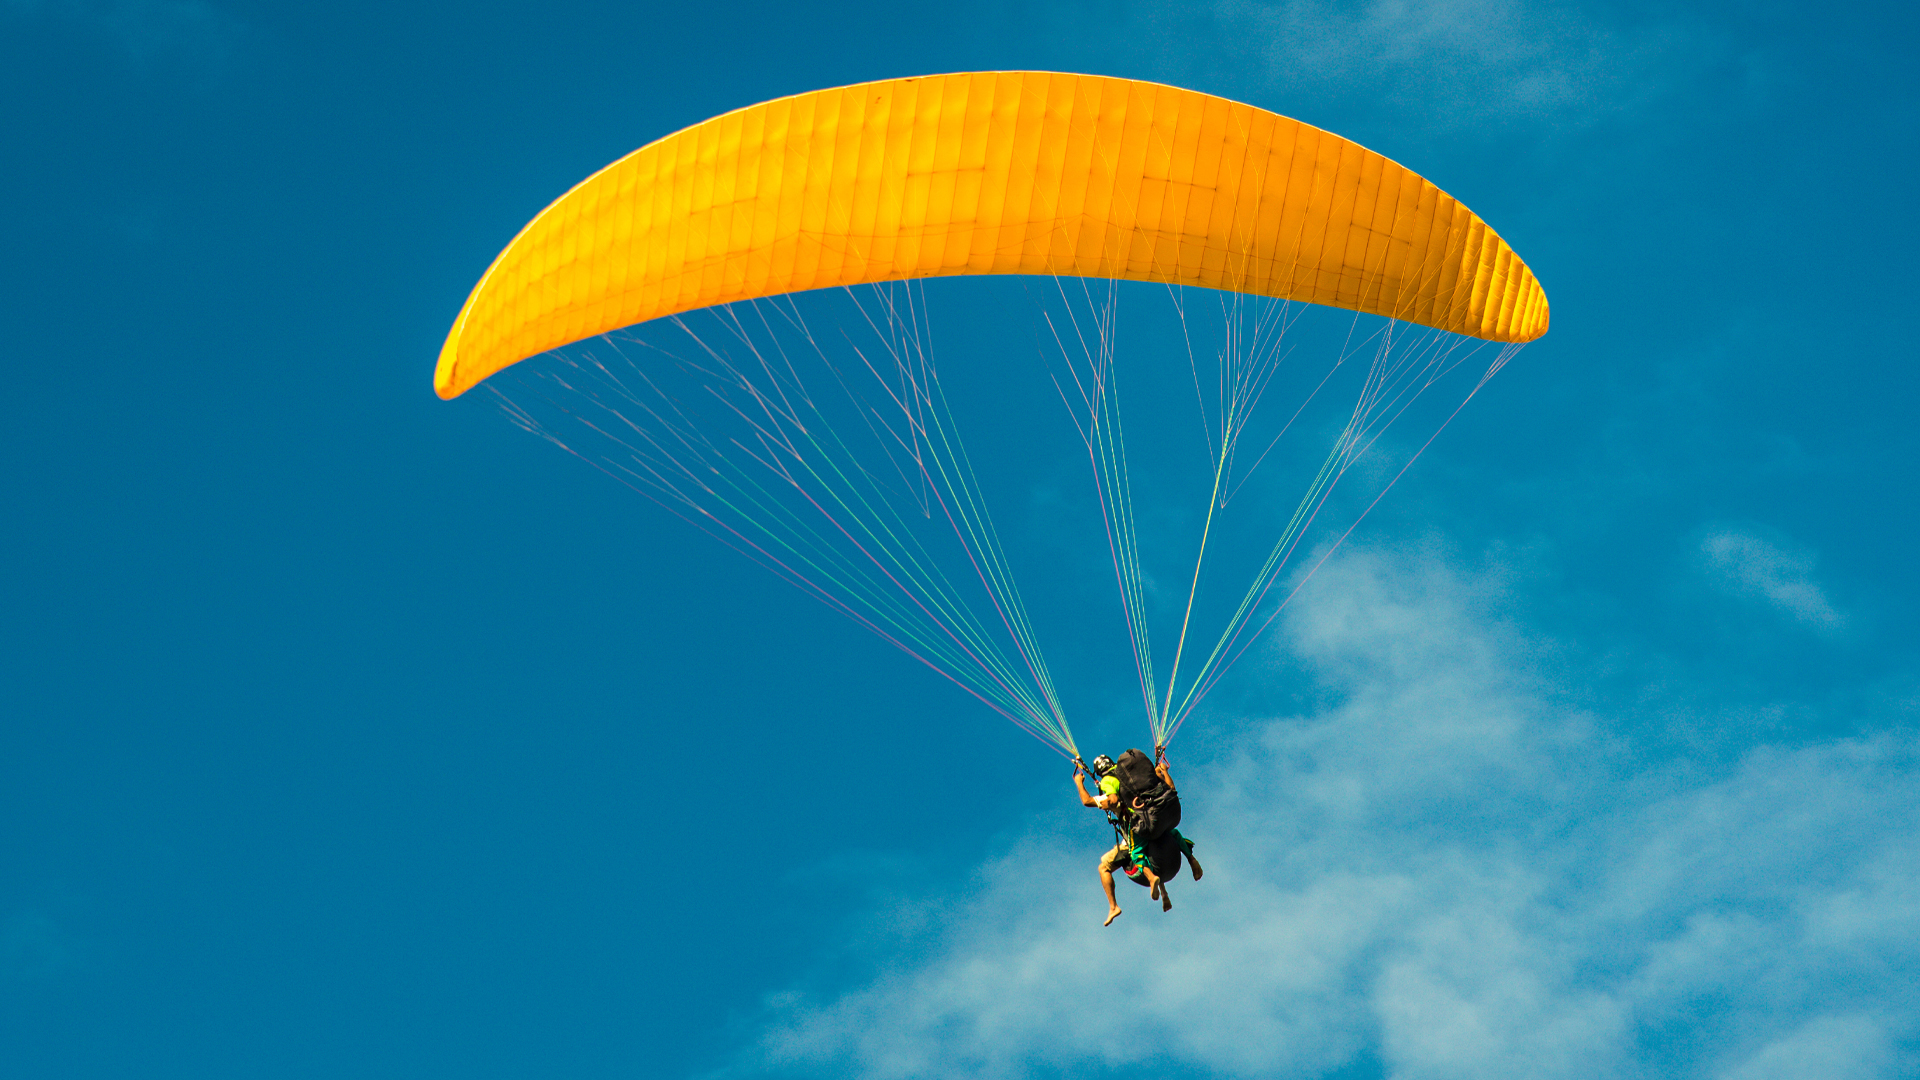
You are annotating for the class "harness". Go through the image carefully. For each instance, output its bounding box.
[1104,801,1151,879]
[1080,755,1149,875]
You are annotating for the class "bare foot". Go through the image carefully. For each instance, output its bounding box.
[1160,886,1173,912]
[1104,907,1123,927]
[1147,874,1163,901]
[1189,856,1204,882]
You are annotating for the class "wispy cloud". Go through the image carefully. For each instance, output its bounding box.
[1109,0,1700,131]
[1701,528,1844,629]
[1,909,78,986]
[4,0,243,68]
[736,549,1916,1079]
[1723,1015,1893,1080]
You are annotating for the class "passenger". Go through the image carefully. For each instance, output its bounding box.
[1074,754,1202,925]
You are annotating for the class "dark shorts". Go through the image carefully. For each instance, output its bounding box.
[1101,838,1183,886]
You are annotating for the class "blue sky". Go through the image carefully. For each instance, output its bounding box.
[4,1,1918,1078]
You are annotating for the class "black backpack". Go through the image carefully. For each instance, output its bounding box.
[1139,828,1186,878]
[1111,748,1181,841]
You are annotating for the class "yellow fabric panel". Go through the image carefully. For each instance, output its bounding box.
[436,71,1549,399]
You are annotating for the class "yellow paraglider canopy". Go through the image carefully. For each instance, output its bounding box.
[435,71,1547,400]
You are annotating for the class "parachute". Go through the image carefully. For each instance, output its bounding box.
[437,72,1548,759]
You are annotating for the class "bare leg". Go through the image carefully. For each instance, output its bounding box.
[1160,881,1173,912]
[1144,866,1164,901]
[1099,866,1123,926]
[1188,852,1204,881]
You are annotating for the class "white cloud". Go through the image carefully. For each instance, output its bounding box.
[735,548,1918,1079]
[1701,529,1844,629]
[1720,1015,1893,1080]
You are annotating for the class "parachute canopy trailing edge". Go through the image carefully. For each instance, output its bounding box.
[434,71,1548,400]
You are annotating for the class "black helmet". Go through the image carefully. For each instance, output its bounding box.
[1089,754,1116,777]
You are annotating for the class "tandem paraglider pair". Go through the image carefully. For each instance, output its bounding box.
[1074,749,1200,925]
[432,72,1548,924]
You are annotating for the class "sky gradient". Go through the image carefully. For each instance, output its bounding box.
[5,1,1918,1078]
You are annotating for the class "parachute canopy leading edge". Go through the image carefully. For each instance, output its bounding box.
[435,71,1547,400]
